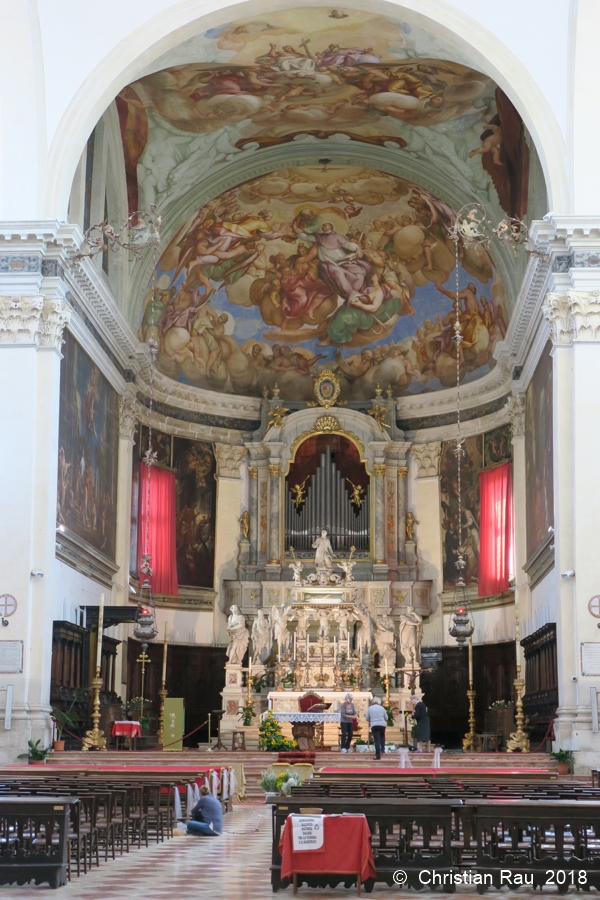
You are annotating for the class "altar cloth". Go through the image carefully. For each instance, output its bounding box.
[265,712,341,723]
[279,813,376,883]
[112,721,141,738]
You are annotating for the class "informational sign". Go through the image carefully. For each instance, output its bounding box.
[163,697,184,752]
[0,641,23,674]
[292,815,324,851]
[581,642,600,676]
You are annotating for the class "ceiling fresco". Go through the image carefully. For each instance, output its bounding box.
[117,8,531,219]
[139,165,507,401]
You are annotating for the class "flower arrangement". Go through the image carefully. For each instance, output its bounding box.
[489,700,514,710]
[258,767,303,795]
[258,712,297,751]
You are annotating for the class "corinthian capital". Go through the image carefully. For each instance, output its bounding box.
[411,441,442,478]
[214,443,247,479]
[506,393,525,438]
[0,295,70,348]
[543,290,600,344]
[119,394,138,441]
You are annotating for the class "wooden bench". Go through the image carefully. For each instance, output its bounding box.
[0,796,77,889]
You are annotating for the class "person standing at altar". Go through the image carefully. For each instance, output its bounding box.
[411,694,431,753]
[340,692,357,753]
[366,697,388,760]
[187,786,223,836]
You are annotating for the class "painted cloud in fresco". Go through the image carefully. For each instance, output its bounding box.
[139,165,508,401]
[117,8,530,217]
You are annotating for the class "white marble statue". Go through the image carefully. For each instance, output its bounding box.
[337,558,356,584]
[355,601,375,653]
[374,612,397,668]
[312,529,334,570]
[314,608,331,639]
[226,605,249,666]
[271,603,292,656]
[289,559,303,585]
[399,605,423,666]
[251,608,271,663]
[333,607,357,642]
[292,607,310,641]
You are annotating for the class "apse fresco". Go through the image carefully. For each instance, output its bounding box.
[139,166,508,400]
[57,332,119,558]
[117,8,531,219]
[440,435,482,590]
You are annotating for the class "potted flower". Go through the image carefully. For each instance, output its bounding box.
[258,768,279,802]
[237,703,256,727]
[281,673,295,691]
[551,749,574,776]
[51,707,78,752]
[18,739,51,766]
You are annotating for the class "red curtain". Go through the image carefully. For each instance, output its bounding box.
[478,461,513,597]
[137,464,179,596]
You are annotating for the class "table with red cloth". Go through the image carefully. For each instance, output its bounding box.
[279,813,376,894]
[111,721,142,738]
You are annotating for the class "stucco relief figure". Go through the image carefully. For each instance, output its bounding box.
[337,557,356,584]
[333,607,357,642]
[291,607,310,641]
[314,608,331,639]
[374,612,397,667]
[251,608,271,662]
[226,605,249,665]
[312,528,334,569]
[289,559,303,585]
[399,605,423,666]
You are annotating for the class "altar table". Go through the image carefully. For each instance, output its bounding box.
[267,712,341,750]
[279,813,376,895]
[112,720,142,738]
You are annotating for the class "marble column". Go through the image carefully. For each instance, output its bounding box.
[267,460,282,580]
[0,294,70,763]
[213,444,247,645]
[371,445,388,579]
[112,391,137,606]
[247,464,258,565]
[507,393,529,674]
[410,442,443,646]
[543,286,600,769]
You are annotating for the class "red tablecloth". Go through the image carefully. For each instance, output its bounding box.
[318,767,550,776]
[279,814,376,883]
[112,721,142,738]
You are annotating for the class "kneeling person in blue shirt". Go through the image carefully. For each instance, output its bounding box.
[187,786,223,836]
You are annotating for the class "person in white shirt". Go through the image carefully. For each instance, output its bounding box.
[365,697,388,760]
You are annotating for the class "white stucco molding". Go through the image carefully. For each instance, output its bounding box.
[0,295,71,349]
[506,392,525,438]
[214,443,247,479]
[410,442,442,479]
[118,392,138,441]
[543,290,600,345]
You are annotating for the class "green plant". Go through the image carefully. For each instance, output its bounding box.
[18,739,51,761]
[353,737,369,747]
[490,700,514,710]
[551,749,574,764]
[51,707,79,741]
[251,674,267,692]
[258,768,279,792]
[237,703,256,727]
[258,713,297,751]
[281,672,295,687]
[280,771,303,796]
[383,703,400,726]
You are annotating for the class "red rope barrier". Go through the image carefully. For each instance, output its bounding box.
[55,718,211,751]
[533,718,555,752]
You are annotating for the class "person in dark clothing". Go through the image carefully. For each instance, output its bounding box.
[366,697,388,759]
[187,786,223,836]
[411,693,431,752]
[339,691,357,752]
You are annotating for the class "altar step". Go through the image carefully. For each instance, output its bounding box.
[49,750,558,802]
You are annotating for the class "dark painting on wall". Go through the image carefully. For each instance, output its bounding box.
[440,435,483,589]
[526,343,554,559]
[173,439,216,588]
[484,424,512,468]
[57,331,119,558]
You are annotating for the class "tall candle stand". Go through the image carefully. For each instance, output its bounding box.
[82,668,107,751]
[462,637,477,751]
[137,646,152,727]
[158,625,168,747]
[506,666,530,752]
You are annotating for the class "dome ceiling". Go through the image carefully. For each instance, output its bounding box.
[113,7,546,402]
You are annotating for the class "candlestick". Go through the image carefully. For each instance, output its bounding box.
[293,634,297,660]
[95,593,104,672]
[334,636,337,662]
[385,657,388,677]
[278,643,281,662]
[162,622,168,683]
[468,636,473,685]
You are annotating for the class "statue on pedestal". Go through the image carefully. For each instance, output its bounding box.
[355,601,375,653]
[251,608,271,663]
[374,612,396,668]
[399,605,423,666]
[291,607,310,642]
[314,608,331,639]
[312,529,333,570]
[289,559,303,585]
[226,605,249,665]
[271,603,293,657]
[333,607,357,642]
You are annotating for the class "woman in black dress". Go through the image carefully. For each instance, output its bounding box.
[411,694,431,752]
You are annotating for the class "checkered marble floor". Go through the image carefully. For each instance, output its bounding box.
[3,804,555,898]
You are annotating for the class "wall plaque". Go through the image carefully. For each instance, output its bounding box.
[581,642,600,676]
[0,640,23,674]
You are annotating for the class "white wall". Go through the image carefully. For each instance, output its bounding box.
[521,568,558,639]
[444,604,516,647]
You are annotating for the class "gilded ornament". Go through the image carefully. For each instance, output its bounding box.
[397,466,408,478]
[291,476,309,510]
[239,511,249,540]
[346,478,365,509]
[368,403,390,432]
[268,403,289,429]
[312,415,341,433]
[373,464,386,476]
[248,467,258,479]
[313,369,341,408]
[406,511,418,542]
[268,464,282,477]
